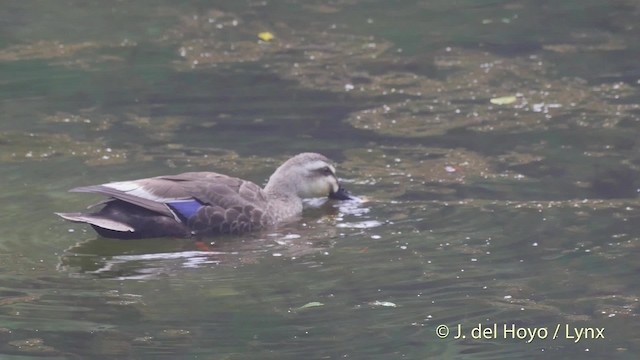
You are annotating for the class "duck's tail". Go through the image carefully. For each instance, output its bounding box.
[56,200,190,239]
[55,212,135,232]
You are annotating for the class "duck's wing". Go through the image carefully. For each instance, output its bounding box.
[70,179,187,218]
[158,172,271,233]
[69,172,268,220]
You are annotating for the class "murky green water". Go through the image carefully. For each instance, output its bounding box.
[2,0,640,358]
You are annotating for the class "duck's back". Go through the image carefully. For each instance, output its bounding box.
[156,172,268,207]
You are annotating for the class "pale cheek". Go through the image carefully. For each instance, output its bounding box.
[319,181,332,197]
[309,180,332,197]
[301,178,338,197]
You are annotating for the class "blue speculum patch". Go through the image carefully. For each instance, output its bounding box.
[167,199,203,219]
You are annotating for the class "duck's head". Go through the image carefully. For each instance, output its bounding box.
[265,153,353,200]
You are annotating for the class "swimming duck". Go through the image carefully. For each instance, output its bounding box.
[57,153,353,239]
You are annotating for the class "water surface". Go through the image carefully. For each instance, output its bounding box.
[1,1,640,359]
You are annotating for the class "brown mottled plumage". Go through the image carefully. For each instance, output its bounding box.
[56,153,352,239]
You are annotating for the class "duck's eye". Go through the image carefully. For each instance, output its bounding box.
[320,166,333,176]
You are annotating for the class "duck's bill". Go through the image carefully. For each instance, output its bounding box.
[328,186,353,200]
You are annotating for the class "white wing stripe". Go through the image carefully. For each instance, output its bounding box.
[104,181,139,191]
[104,181,187,202]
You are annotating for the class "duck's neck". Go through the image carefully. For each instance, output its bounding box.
[263,170,304,223]
[264,187,303,223]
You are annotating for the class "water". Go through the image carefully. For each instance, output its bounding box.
[1,0,640,358]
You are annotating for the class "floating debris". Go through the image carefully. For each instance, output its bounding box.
[369,300,397,308]
[298,301,325,310]
[0,41,98,61]
[258,31,274,42]
[0,294,41,306]
[8,338,57,354]
[490,95,517,105]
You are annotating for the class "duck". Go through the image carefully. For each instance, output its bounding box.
[56,152,353,239]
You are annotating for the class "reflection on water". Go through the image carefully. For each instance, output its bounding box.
[60,244,225,279]
[1,0,640,359]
